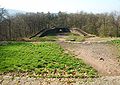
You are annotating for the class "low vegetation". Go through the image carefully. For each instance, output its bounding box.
[111,40,120,58]
[32,36,58,42]
[66,34,85,42]
[111,40,120,49]
[111,40,120,44]
[0,42,97,78]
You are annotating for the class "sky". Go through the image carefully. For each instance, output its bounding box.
[0,0,120,13]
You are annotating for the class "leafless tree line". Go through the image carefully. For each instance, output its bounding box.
[0,8,120,40]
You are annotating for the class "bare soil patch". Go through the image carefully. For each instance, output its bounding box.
[59,41,120,76]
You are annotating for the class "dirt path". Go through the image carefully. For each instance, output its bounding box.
[1,75,120,85]
[58,39,120,76]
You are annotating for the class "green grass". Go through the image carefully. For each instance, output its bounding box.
[32,36,58,42]
[0,42,97,78]
[66,34,85,42]
[111,40,120,44]
[111,40,120,48]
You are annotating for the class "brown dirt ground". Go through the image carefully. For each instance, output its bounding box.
[58,37,120,76]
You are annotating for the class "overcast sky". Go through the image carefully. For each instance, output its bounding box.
[0,0,120,13]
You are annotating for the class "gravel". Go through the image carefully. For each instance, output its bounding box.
[1,75,120,85]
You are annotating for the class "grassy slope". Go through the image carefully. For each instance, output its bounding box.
[0,42,97,78]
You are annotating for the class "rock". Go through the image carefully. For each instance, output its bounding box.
[99,58,104,61]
